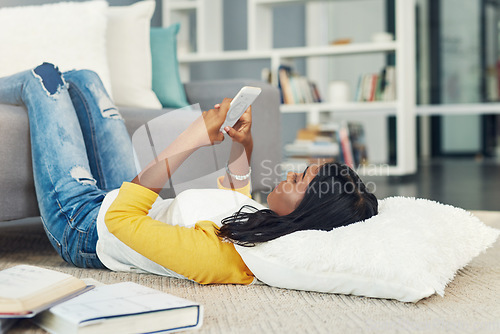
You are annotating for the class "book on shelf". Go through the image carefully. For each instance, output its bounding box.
[348,123,368,167]
[0,265,91,318]
[337,123,355,168]
[354,65,396,102]
[278,65,294,104]
[497,59,500,100]
[261,67,272,84]
[33,282,203,334]
[277,65,322,104]
[336,122,368,168]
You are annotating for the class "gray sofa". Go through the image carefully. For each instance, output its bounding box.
[0,79,282,223]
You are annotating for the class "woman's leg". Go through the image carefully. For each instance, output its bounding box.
[0,63,105,268]
[63,70,137,191]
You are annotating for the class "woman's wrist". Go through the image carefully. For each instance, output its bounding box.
[241,135,253,157]
[225,163,251,180]
[244,132,253,145]
[185,115,218,147]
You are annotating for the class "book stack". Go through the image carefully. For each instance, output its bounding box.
[354,65,396,102]
[0,265,203,334]
[284,124,340,162]
[277,65,322,104]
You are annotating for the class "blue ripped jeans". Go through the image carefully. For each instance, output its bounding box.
[0,63,137,268]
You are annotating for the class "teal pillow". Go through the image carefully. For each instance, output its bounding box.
[150,24,189,108]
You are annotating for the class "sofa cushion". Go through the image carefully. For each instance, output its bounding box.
[107,0,162,109]
[151,24,189,109]
[0,1,112,95]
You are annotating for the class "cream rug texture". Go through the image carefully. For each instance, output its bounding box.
[0,211,499,334]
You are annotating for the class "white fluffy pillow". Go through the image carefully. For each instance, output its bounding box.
[107,0,162,109]
[0,1,112,96]
[235,197,500,303]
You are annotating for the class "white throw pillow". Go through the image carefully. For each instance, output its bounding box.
[0,1,112,96]
[235,197,500,303]
[107,0,162,109]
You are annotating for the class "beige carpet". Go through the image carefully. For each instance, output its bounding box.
[1,211,499,334]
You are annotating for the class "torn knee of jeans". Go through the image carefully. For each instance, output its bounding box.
[102,106,122,119]
[32,62,68,96]
[88,83,123,120]
[70,166,97,186]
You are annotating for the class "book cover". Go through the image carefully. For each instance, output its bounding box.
[261,67,272,83]
[369,74,378,102]
[338,123,355,168]
[377,66,387,101]
[311,82,322,103]
[300,77,314,104]
[288,75,301,104]
[0,265,90,318]
[362,74,372,102]
[348,123,368,166]
[354,75,363,102]
[33,282,203,334]
[278,66,294,105]
[383,66,396,101]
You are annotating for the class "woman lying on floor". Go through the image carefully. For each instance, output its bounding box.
[0,63,378,284]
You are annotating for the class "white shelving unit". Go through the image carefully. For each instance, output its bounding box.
[162,0,223,53]
[163,0,417,176]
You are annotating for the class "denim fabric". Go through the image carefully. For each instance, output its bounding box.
[0,63,137,268]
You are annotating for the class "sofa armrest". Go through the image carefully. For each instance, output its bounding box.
[184,80,282,194]
[0,104,40,221]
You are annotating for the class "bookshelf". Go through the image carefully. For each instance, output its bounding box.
[163,0,417,176]
[162,0,222,54]
[177,42,398,62]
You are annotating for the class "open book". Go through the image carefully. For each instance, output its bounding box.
[0,265,89,317]
[33,282,203,334]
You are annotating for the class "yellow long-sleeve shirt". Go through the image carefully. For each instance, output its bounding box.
[104,180,255,285]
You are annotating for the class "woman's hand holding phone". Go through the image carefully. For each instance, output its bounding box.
[214,102,252,149]
[200,86,259,148]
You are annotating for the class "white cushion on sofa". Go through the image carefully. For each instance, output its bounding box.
[107,0,162,109]
[0,1,112,96]
[235,196,500,303]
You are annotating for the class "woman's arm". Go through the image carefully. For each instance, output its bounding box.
[132,99,233,193]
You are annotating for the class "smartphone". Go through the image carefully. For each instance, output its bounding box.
[220,86,262,132]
